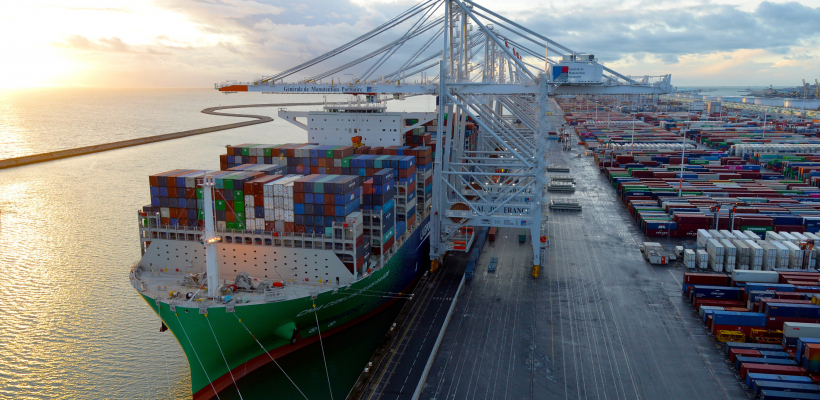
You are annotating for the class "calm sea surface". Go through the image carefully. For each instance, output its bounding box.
[0,88,433,399]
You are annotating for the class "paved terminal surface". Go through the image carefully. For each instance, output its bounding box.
[419,118,751,398]
[356,252,466,400]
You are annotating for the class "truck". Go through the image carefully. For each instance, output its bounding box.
[519,229,526,243]
[488,227,497,242]
[640,242,670,265]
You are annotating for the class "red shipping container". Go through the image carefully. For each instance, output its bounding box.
[729,349,762,363]
[739,363,806,379]
[694,298,744,309]
[265,221,276,231]
[254,194,264,207]
[776,291,806,300]
[775,225,805,233]
[766,317,820,330]
[684,272,731,286]
[779,272,820,283]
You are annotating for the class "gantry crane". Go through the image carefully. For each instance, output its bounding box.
[216,0,673,277]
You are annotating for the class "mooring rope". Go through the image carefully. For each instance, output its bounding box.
[313,304,335,400]
[174,313,221,400]
[205,314,244,400]
[231,313,310,400]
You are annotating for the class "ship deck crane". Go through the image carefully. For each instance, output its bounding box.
[216,0,673,278]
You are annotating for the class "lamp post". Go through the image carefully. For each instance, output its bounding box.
[678,130,686,197]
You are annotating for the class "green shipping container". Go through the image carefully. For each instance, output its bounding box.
[233,190,243,199]
[198,210,205,220]
[741,226,773,233]
[215,200,226,211]
[196,188,204,199]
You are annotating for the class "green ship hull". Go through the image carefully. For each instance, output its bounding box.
[140,215,430,400]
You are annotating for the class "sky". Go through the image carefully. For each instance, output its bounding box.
[0,0,819,89]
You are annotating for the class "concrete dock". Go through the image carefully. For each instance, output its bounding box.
[418,143,751,399]
[350,252,467,400]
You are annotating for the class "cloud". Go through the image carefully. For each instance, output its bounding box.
[40,0,820,87]
[517,1,820,62]
[53,35,173,56]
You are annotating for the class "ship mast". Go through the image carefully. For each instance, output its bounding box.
[200,175,221,297]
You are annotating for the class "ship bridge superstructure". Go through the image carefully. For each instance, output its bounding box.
[217,0,673,275]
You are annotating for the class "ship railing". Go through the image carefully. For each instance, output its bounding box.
[264,287,289,303]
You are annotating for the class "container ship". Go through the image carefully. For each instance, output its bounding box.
[128,101,456,399]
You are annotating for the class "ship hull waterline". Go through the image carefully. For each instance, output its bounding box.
[138,215,431,400]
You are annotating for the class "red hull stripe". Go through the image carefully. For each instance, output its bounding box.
[192,280,418,400]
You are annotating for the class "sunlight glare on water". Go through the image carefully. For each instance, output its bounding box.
[0,89,432,399]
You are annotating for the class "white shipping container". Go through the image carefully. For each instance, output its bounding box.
[792,232,809,242]
[758,241,779,270]
[731,230,748,240]
[766,231,785,242]
[783,241,805,269]
[697,229,712,248]
[256,218,264,229]
[285,210,295,222]
[708,229,724,240]
[731,270,779,283]
[745,240,764,270]
[743,231,761,240]
[706,239,725,256]
[783,322,820,339]
[684,249,697,269]
[804,232,820,242]
[720,230,737,240]
[245,195,254,205]
[781,232,799,245]
[771,240,790,268]
[696,250,709,270]
[731,239,751,266]
[719,239,737,256]
[707,255,724,273]
[725,256,737,272]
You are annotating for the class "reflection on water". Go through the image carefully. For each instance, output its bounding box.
[0,91,431,399]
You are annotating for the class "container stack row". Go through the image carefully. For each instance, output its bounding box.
[683,270,820,398]
[689,229,820,272]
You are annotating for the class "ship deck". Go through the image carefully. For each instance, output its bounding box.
[359,126,752,399]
